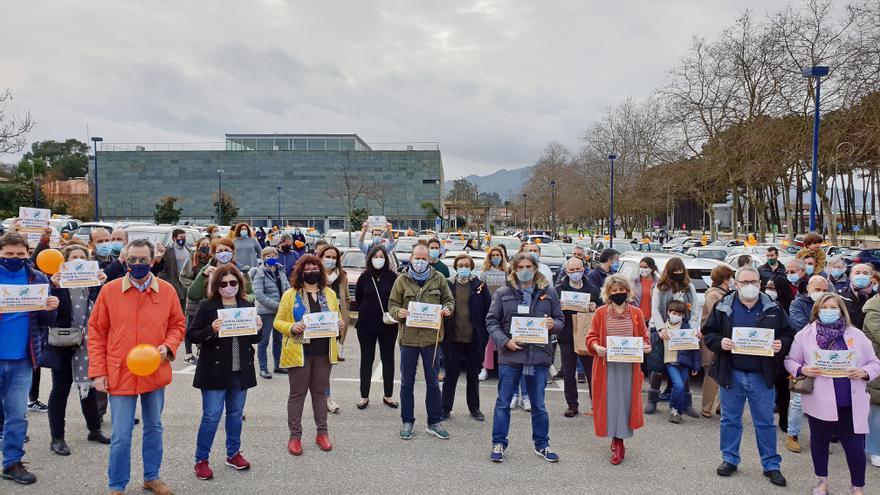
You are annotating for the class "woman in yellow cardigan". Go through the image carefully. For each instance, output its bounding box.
[274,254,345,456]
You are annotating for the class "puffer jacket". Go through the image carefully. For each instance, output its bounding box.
[0,264,56,369]
[252,265,290,315]
[486,272,564,367]
[861,294,880,404]
[273,287,340,368]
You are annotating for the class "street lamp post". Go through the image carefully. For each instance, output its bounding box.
[522,193,528,231]
[550,180,557,239]
[608,153,617,247]
[34,177,41,208]
[277,186,282,226]
[802,66,829,232]
[91,137,103,221]
[217,169,225,224]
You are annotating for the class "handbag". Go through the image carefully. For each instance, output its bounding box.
[48,327,84,347]
[789,374,814,394]
[372,277,398,325]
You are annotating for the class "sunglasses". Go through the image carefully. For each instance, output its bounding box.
[219,280,239,288]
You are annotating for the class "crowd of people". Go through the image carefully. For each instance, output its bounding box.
[1,222,879,494]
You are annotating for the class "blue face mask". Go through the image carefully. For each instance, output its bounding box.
[95,243,113,257]
[411,259,429,273]
[128,263,151,280]
[323,259,337,270]
[830,268,845,278]
[568,271,583,282]
[457,268,471,279]
[529,252,540,262]
[805,265,815,276]
[0,257,26,272]
[818,308,841,325]
[611,261,621,273]
[490,256,502,267]
[264,257,278,267]
[239,230,248,238]
[428,248,440,260]
[853,274,871,289]
[787,273,800,284]
[372,236,382,244]
[110,241,124,256]
[517,269,535,282]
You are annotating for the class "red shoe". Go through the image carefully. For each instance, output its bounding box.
[288,438,303,456]
[618,439,626,460]
[225,452,251,470]
[316,434,333,452]
[610,439,623,465]
[194,460,213,480]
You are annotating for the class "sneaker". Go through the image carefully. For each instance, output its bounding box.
[327,397,340,414]
[521,398,532,412]
[426,423,450,440]
[28,400,48,412]
[785,435,801,453]
[535,446,560,463]
[668,409,682,424]
[549,365,559,378]
[438,368,446,382]
[510,395,520,410]
[225,452,251,470]
[490,443,505,463]
[478,368,488,381]
[183,354,198,365]
[194,460,213,480]
[1,462,36,485]
[577,372,587,383]
[870,454,880,467]
[400,423,414,440]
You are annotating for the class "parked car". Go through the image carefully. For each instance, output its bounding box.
[489,236,524,257]
[49,217,82,237]
[440,250,487,278]
[392,238,419,268]
[525,234,553,245]
[342,247,398,312]
[842,249,880,271]
[558,242,576,259]
[73,222,116,241]
[438,232,468,251]
[662,237,695,253]
[123,225,202,248]
[537,243,566,275]
[709,239,744,248]
[686,247,730,261]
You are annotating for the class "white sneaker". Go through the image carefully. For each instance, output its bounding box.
[871,455,880,467]
[549,365,558,377]
[327,397,340,414]
[522,398,532,412]
[509,395,520,410]
[478,368,488,381]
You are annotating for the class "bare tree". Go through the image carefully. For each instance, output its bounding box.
[0,89,35,154]
[325,157,370,237]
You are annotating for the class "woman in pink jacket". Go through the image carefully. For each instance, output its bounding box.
[785,293,880,495]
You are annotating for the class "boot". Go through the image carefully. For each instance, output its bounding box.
[644,389,659,414]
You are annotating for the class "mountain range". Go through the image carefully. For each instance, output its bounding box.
[444,165,532,199]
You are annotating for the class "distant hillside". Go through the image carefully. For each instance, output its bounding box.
[445,166,532,198]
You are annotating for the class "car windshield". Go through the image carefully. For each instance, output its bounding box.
[492,237,522,252]
[540,244,564,257]
[606,242,635,252]
[125,229,167,246]
[695,250,727,259]
[333,234,356,247]
[394,240,416,253]
[341,251,365,269]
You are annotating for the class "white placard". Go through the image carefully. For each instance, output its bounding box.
[510,316,549,344]
[606,335,644,363]
[406,301,442,330]
[367,216,387,229]
[217,307,259,338]
[25,230,61,248]
[811,349,858,377]
[303,311,340,339]
[731,327,774,357]
[59,260,101,288]
[667,327,700,350]
[18,207,50,232]
[0,284,50,313]
[560,291,590,312]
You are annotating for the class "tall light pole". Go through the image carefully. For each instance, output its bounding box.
[550,180,557,239]
[522,193,528,231]
[608,153,617,247]
[802,66,829,232]
[91,136,103,221]
[277,186,282,226]
[217,169,224,224]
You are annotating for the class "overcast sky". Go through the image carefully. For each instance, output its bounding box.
[1,0,790,177]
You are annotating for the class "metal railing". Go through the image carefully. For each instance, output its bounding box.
[98,142,440,152]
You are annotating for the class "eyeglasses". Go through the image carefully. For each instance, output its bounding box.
[126,257,151,265]
[304,271,321,276]
[738,279,760,286]
[219,280,239,288]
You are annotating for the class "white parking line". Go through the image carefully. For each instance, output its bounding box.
[173,365,197,375]
[331,376,590,394]
[371,363,382,382]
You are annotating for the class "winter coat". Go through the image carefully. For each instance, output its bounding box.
[252,265,290,315]
[387,268,455,348]
[273,287,340,368]
[187,297,260,390]
[860,294,880,404]
[789,294,815,333]
[40,286,98,370]
[443,277,492,355]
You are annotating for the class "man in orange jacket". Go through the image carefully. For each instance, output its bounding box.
[88,239,185,495]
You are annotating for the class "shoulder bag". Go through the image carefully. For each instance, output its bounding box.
[372,277,398,325]
[789,374,813,394]
[48,326,84,347]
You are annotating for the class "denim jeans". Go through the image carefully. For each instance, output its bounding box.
[512,375,529,400]
[491,364,549,450]
[257,317,282,372]
[107,388,165,492]
[0,359,32,468]
[866,405,880,457]
[719,369,781,471]
[787,393,803,437]
[196,373,247,461]
[399,345,442,426]
[665,364,689,413]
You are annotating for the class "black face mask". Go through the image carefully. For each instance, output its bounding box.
[303,272,321,285]
[281,245,291,253]
[609,292,628,305]
[671,272,685,282]
[198,246,210,255]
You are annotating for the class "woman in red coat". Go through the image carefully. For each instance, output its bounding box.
[586,274,651,465]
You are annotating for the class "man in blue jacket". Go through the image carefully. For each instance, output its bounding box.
[0,233,58,485]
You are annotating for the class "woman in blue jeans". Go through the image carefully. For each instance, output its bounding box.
[658,300,701,424]
[252,246,290,378]
[187,264,262,481]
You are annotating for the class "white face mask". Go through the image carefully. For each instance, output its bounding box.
[809,291,825,302]
[765,290,778,301]
[668,313,683,324]
[639,268,651,278]
[371,257,386,270]
[738,284,760,300]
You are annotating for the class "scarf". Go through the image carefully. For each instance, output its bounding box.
[516,283,537,376]
[408,265,432,282]
[70,288,94,394]
[816,318,848,351]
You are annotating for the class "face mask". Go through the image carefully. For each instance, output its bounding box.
[830,268,844,278]
[671,272,685,282]
[215,251,233,264]
[818,308,841,325]
[668,313,683,324]
[805,265,815,276]
[609,292,628,305]
[767,258,778,265]
[176,239,186,247]
[411,259,429,273]
[110,241,124,256]
[528,252,540,262]
[490,256,502,267]
[219,286,238,298]
[128,263,151,280]
[727,278,735,288]
[428,248,440,260]
[809,291,824,302]
[323,259,337,270]
[372,237,382,244]
[457,268,471,278]
[639,268,651,278]
[787,273,801,284]
[765,290,778,300]
[738,284,760,300]
[611,261,621,273]
[239,230,248,238]
[280,244,291,253]
[517,269,535,282]
[568,271,583,283]
[303,271,321,285]
[853,274,871,289]
[95,243,113,257]
[371,257,386,270]
[198,246,210,255]
[0,257,26,272]
[264,257,278,267]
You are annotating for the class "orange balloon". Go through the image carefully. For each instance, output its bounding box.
[126,344,162,377]
[35,248,64,275]
[294,240,305,249]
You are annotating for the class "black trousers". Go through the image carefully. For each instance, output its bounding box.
[559,342,593,408]
[441,341,481,414]
[357,328,397,399]
[29,368,41,402]
[47,350,102,440]
[775,371,790,432]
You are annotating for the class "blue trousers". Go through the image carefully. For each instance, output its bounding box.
[719,370,781,471]
[399,345,442,426]
[107,388,165,492]
[195,373,247,461]
[0,359,32,469]
[491,364,549,450]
